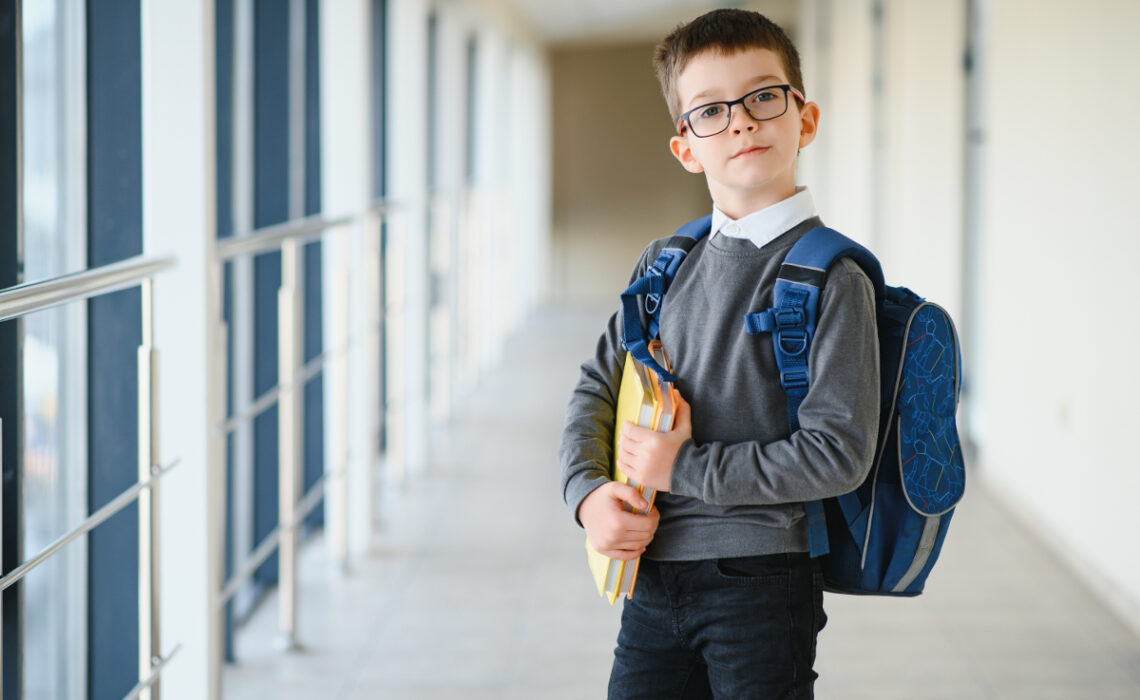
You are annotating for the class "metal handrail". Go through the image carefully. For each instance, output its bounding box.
[216,213,353,262]
[217,343,345,436]
[0,255,177,698]
[122,644,182,700]
[0,460,180,593]
[214,202,395,655]
[0,255,176,322]
[215,322,378,438]
[217,472,328,607]
[212,196,399,662]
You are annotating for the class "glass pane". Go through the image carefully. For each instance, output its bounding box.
[21,1,88,698]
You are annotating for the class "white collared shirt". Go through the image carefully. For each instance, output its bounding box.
[712,186,819,250]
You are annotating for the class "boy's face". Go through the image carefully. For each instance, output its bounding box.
[669,48,820,219]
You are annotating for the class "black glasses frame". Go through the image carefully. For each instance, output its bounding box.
[677,84,806,138]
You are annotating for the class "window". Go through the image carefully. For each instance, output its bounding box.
[21,2,89,698]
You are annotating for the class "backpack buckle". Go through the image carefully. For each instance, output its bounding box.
[645,293,660,315]
[777,328,808,356]
[773,307,804,329]
[780,370,809,390]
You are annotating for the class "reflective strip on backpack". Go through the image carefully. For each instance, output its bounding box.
[892,515,941,593]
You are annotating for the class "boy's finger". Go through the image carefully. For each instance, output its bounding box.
[618,441,641,466]
[609,481,649,511]
[621,421,651,442]
[615,507,656,529]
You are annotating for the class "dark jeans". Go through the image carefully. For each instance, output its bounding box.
[608,553,827,700]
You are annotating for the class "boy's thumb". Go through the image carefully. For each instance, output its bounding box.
[613,482,649,512]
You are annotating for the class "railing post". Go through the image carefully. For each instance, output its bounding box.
[322,223,350,573]
[332,237,350,571]
[276,238,304,651]
[209,315,228,699]
[384,209,405,484]
[138,278,162,699]
[360,210,382,556]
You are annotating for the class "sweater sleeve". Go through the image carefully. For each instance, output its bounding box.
[558,249,653,524]
[669,259,880,506]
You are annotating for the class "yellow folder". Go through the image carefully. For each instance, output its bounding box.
[585,341,679,604]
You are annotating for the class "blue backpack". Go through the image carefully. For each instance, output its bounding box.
[620,216,966,596]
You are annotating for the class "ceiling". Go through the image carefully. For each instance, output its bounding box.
[499,0,798,46]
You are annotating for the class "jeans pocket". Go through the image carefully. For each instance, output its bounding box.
[713,554,794,586]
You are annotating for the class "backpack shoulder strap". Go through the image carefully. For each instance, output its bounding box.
[781,227,885,305]
[620,215,712,382]
[743,227,884,558]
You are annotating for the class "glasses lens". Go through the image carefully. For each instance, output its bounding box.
[742,87,788,122]
[689,103,730,137]
[685,87,791,137]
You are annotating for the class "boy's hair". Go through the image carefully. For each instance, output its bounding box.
[653,9,805,125]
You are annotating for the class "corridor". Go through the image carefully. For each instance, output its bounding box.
[224,306,1140,700]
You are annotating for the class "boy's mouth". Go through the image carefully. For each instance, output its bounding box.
[731,145,770,159]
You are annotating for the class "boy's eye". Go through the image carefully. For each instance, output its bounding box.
[696,104,725,120]
[750,90,778,103]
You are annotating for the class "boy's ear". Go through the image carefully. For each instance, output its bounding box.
[670,134,705,174]
[798,101,821,149]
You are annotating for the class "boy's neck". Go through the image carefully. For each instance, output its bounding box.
[712,183,798,220]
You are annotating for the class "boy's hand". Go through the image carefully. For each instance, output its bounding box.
[616,395,692,493]
[579,481,660,560]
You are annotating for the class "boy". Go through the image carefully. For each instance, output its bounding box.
[558,9,880,699]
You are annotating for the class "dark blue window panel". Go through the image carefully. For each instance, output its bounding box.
[252,0,288,586]
[217,0,235,242]
[303,242,323,530]
[252,253,281,588]
[305,0,321,218]
[1,2,23,695]
[214,0,239,660]
[86,1,143,699]
[303,0,324,531]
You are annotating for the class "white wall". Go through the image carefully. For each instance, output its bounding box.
[799,0,1140,637]
[386,0,431,476]
[800,0,965,310]
[320,0,375,565]
[799,0,877,247]
[980,0,1140,635]
[879,0,965,317]
[140,1,224,696]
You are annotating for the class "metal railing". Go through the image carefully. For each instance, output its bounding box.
[212,202,395,654]
[0,254,179,700]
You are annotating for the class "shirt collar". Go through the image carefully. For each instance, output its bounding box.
[711,186,818,250]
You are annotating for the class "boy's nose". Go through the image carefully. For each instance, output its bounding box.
[729,103,759,133]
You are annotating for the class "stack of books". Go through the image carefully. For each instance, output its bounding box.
[585,340,679,604]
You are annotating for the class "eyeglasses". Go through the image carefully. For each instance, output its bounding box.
[677,84,806,138]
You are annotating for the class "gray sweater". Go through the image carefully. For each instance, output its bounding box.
[559,217,880,560]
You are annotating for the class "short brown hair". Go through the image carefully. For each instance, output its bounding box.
[653,9,805,124]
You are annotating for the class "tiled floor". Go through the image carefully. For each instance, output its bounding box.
[224,306,1140,699]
